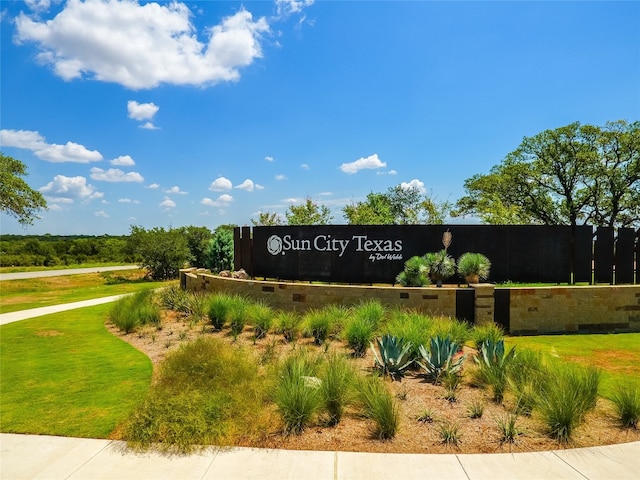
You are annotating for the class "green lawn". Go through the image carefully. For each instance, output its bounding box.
[0,270,165,313]
[507,333,640,398]
[0,304,152,438]
[0,262,135,273]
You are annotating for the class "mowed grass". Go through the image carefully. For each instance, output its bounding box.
[507,333,640,398]
[0,270,164,313]
[0,304,152,438]
[0,262,134,273]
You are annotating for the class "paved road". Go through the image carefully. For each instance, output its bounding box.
[0,265,139,281]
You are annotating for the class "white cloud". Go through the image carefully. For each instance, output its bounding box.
[339,153,386,174]
[209,176,233,191]
[201,194,233,207]
[300,163,309,170]
[388,169,398,175]
[118,198,139,204]
[127,100,159,120]
[47,203,64,211]
[94,210,109,218]
[235,179,256,191]
[39,175,103,203]
[15,2,269,89]
[276,0,314,16]
[283,197,301,204]
[25,0,51,13]
[275,174,287,181]
[110,155,135,166]
[90,167,144,183]
[140,122,159,130]
[265,155,274,162]
[146,183,160,189]
[0,129,102,163]
[164,186,188,195]
[159,196,176,209]
[400,178,426,194]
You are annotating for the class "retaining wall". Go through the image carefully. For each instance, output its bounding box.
[180,269,640,335]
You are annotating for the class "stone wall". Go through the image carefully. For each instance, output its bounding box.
[508,285,640,335]
[181,269,640,335]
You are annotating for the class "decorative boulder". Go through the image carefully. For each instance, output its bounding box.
[218,270,231,277]
[232,269,250,280]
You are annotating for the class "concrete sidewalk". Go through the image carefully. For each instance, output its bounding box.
[1,433,638,480]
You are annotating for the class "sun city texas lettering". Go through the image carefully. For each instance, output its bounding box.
[266,234,403,262]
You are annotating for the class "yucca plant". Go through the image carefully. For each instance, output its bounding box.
[424,250,456,287]
[473,338,516,403]
[370,334,414,380]
[395,255,430,287]
[417,336,466,383]
[457,252,491,284]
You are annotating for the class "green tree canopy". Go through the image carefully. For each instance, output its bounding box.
[205,227,234,272]
[251,211,283,226]
[0,153,47,226]
[343,184,450,225]
[453,120,640,229]
[127,225,191,280]
[285,198,333,225]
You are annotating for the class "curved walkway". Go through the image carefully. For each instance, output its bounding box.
[1,289,638,479]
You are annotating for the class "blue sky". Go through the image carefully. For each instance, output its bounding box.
[1,0,638,235]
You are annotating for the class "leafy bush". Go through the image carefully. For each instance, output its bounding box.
[357,375,399,440]
[128,225,191,280]
[611,384,640,428]
[370,334,413,380]
[457,252,491,282]
[417,336,466,383]
[536,362,601,442]
[395,255,430,287]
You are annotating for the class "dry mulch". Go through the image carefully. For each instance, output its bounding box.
[107,310,639,454]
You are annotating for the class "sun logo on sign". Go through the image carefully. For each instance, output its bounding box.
[267,235,283,255]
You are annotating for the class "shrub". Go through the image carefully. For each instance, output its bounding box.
[395,255,430,287]
[344,316,376,357]
[471,322,504,351]
[417,336,466,383]
[320,352,356,425]
[207,294,233,330]
[473,338,516,403]
[384,309,432,364]
[611,384,640,428]
[302,309,332,345]
[370,334,413,380]
[357,375,399,440]
[247,301,274,340]
[424,250,456,286]
[457,252,491,283]
[536,362,601,442]
[430,317,471,347]
[109,289,160,333]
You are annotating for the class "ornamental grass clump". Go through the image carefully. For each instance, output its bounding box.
[384,309,432,364]
[472,338,516,403]
[611,384,640,428]
[276,311,301,343]
[302,309,332,345]
[247,301,274,340]
[471,321,505,351]
[207,294,233,330]
[320,352,356,425]
[110,289,160,333]
[357,375,400,440]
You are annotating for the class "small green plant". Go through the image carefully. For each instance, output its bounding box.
[276,311,301,343]
[228,300,247,340]
[247,301,274,340]
[274,351,322,434]
[473,338,516,403]
[496,413,520,444]
[395,255,430,287]
[508,348,546,416]
[207,294,232,330]
[357,375,399,440]
[438,420,461,446]
[320,352,356,426]
[109,289,160,333]
[430,317,471,347]
[442,371,462,403]
[417,336,466,383]
[424,250,456,287]
[186,292,209,322]
[352,300,386,330]
[416,408,435,424]
[536,362,601,443]
[370,334,413,380]
[384,309,432,364]
[467,399,484,419]
[611,384,640,428]
[471,322,504,351]
[344,316,376,357]
[303,309,332,345]
[457,252,491,283]
[322,304,351,339]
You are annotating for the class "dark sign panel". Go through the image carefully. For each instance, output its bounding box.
[249,225,592,284]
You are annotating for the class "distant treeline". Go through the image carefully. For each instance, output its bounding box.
[0,235,133,267]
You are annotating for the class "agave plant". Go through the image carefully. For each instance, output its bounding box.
[417,336,466,383]
[473,338,516,403]
[370,334,414,380]
[424,250,456,287]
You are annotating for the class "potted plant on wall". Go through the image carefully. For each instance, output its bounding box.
[424,250,456,287]
[457,252,491,285]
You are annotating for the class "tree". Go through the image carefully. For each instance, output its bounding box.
[285,198,333,225]
[0,153,47,226]
[343,184,450,225]
[453,121,640,229]
[251,211,283,226]
[205,227,234,272]
[178,225,213,268]
[128,226,191,280]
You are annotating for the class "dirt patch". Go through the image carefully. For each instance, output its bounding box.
[107,312,640,454]
[36,330,64,337]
